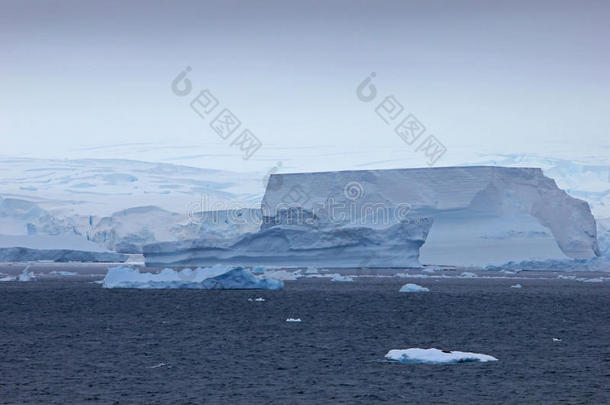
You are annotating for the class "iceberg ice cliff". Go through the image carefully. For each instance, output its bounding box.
[144,218,432,268]
[142,166,599,268]
[262,167,600,266]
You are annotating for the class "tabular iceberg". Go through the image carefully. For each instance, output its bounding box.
[262,166,600,266]
[385,348,498,364]
[102,266,283,290]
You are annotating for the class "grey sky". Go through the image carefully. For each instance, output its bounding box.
[1,0,609,171]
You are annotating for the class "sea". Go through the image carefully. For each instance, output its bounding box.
[1,266,609,404]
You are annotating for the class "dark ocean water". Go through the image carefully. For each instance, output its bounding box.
[1,276,609,404]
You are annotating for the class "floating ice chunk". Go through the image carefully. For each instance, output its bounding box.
[266,270,302,281]
[582,278,603,283]
[147,363,166,369]
[399,283,429,293]
[248,297,266,302]
[0,275,15,282]
[49,271,78,276]
[305,267,319,274]
[286,318,301,322]
[460,272,477,278]
[510,284,522,288]
[331,274,354,282]
[552,338,562,342]
[385,348,498,364]
[16,266,35,282]
[101,266,283,290]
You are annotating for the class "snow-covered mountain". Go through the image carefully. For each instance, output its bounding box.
[0,157,262,217]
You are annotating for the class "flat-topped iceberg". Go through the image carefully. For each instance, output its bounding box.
[101,265,283,290]
[263,167,600,266]
[385,348,498,364]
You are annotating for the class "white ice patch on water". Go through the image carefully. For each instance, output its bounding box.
[330,274,354,282]
[49,271,78,276]
[460,272,477,278]
[557,274,606,283]
[399,283,429,293]
[385,348,498,364]
[265,270,302,281]
[3,266,37,282]
[286,318,301,322]
[510,284,522,288]
[102,265,283,290]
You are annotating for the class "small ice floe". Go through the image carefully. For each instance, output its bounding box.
[385,348,498,364]
[459,272,477,278]
[510,284,522,288]
[266,270,301,281]
[49,271,78,276]
[0,275,15,282]
[147,363,166,369]
[330,274,354,282]
[582,278,603,283]
[399,283,429,293]
[248,297,266,302]
[552,338,562,342]
[305,267,319,274]
[15,266,35,282]
[286,318,302,322]
[558,275,604,283]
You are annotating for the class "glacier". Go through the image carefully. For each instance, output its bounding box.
[101,265,283,290]
[262,166,600,266]
[385,348,498,364]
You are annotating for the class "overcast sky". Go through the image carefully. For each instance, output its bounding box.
[1,0,609,172]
